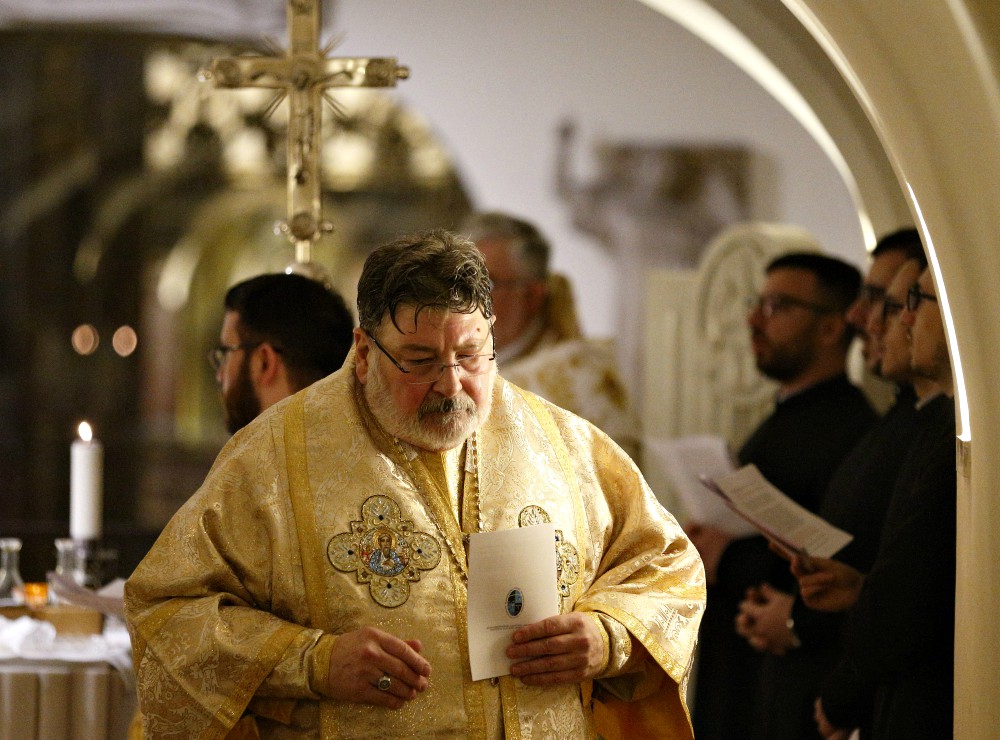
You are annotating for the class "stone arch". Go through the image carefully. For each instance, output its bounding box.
[644,1,999,733]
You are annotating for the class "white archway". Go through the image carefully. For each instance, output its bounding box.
[782,4,1000,736]
[660,2,1000,735]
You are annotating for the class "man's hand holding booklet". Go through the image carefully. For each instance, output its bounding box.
[698,464,853,565]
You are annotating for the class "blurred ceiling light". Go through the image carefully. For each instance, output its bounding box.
[71,324,100,355]
[224,127,270,179]
[112,325,139,357]
[145,49,190,104]
[323,133,376,189]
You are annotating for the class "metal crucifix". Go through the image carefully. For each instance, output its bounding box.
[206,0,409,264]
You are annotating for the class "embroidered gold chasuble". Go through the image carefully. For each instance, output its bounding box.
[500,273,639,458]
[125,363,704,739]
[502,336,638,460]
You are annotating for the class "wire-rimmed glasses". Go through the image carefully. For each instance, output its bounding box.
[366,330,496,385]
[208,343,260,371]
[748,294,836,319]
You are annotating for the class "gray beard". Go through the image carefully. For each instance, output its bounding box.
[363,358,493,451]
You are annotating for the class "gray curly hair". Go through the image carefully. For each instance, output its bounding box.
[357,229,494,334]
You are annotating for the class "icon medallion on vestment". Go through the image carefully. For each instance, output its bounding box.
[328,495,441,607]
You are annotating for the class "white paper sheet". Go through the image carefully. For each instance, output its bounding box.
[703,464,853,559]
[644,435,756,536]
[466,524,559,681]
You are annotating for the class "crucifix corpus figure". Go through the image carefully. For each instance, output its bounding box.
[206,0,409,264]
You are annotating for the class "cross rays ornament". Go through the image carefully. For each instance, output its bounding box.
[203,0,409,267]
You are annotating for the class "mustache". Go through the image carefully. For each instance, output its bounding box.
[419,396,476,417]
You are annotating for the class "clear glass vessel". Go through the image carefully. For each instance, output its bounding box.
[0,538,26,607]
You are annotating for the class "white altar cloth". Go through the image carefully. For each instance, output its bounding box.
[0,616,134,739]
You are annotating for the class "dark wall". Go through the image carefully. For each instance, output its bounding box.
[0,30,474,583]
[0,31,158,581]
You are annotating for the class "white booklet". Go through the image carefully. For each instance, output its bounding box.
[644,435,757,537]
[466,524,559,681]
[700,464,853,561]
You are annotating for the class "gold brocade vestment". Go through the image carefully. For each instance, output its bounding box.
[502,336,637,460]
[125,363,705,739]
[499,273,639,459]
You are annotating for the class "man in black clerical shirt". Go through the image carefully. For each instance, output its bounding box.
[737,236,931,740]
[797,262,957,740]
[688,251,877,740]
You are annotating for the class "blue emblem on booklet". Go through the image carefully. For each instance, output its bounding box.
[506,588,524,617]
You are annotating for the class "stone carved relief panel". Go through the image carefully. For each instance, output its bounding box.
[556,124,753,398]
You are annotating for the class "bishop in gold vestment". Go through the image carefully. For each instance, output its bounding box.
[125,230,704,739]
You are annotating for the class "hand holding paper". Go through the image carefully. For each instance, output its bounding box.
[466,524,559,681]
[645,435,756,537]
[507,612,606,686]
[792,556,864,612]
[700,464,853,561]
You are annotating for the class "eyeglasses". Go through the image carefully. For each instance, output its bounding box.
[906,284,938,312]
[208,342,260,371]
[749,294,835,319]
[366,329,496,385]
[881,297,905,322]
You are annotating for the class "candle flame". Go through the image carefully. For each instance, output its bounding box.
[78,421,93,442]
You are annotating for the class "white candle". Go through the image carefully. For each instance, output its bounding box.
[70,421,103,541]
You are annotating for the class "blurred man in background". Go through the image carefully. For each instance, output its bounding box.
[462,211,638,457]
[211,272,354,433]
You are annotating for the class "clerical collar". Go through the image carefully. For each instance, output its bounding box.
[774,373,847,405]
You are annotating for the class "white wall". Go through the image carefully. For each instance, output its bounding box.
[331,0,865,337]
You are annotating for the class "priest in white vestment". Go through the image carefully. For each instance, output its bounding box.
[462,211,640,460]
[124,229,704,739]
